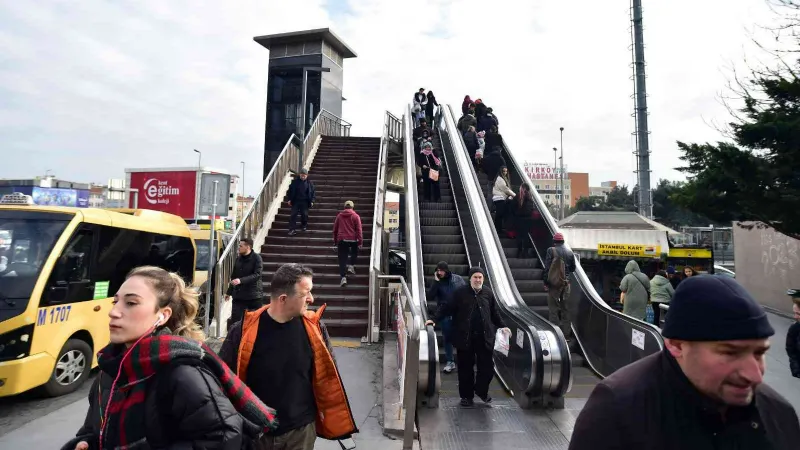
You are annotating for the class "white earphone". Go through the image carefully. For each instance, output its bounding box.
[155,312,166,327]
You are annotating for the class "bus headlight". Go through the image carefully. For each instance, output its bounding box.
[0,324,34,362]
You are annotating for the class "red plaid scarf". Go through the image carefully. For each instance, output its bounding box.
[97,331,277,448]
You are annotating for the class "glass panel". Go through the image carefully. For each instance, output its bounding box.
[303,40,322,54]
[323,41,333,58]
[286,43,304,57]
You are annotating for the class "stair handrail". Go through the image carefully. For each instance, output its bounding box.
[366,111,396,342]
[211,109,343,337]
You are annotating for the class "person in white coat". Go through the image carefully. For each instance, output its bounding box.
[492,167,515,233]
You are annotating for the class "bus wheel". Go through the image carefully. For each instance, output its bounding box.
[42,339,92,397]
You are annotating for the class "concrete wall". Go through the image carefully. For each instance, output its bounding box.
[733,222,800,315]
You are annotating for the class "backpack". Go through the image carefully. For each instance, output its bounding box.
[547,247,567,290]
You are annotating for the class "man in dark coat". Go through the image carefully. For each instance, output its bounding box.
[225,237,264,330]
[426,267,509,407]
[569,275,800,450]
[542,232,576,344]
[287,168,315,236]
[426,261,467,373]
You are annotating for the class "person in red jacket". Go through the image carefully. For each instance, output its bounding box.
[333,200,363,287]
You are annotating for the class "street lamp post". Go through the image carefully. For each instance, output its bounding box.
[552,147,558,213]
[559,127,565,220]
[238,161,245,227]
[298,66,331,172]
[204,180,219,334]
[193,149,202,223]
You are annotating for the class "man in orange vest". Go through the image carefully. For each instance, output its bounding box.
[219,263,357,449]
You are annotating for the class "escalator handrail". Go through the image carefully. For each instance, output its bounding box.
[495,132,665,355]
[404,104,438,397]
[439,105,556,398]
[433,106,473,270]
[442,105,571,397]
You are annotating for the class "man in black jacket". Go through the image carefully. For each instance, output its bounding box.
[542,232,576,344]
[225,238,264,329]
[288,168,315,236]
[570,276,800,450]
[426,267,509,407]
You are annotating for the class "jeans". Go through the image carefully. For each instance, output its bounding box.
[289,200,310,231]
[456,337,495,400]
[440,316,455,363]
[337,241,359,277]
[228,298,264,331]
[256,422,316,450]
[547,282,572,342]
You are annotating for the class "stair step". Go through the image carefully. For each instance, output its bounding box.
[263,272,369,287]
[260,244,370,256]
[263,261,370,272]
[265,235,372,246]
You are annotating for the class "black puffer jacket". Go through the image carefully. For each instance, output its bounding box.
[434,284,506,351]
[62,361,244,450]
[787,321,800,378]
[226,251,264,301]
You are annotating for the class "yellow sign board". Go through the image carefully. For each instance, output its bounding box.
[668,248,712,259]
[597,243,662,259]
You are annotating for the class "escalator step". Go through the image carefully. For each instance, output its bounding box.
[422,244,466,254]
[419,203,458,211]
[521,292,549,307]
[417,209,457,219]
[515,280,545,291]
[420,226,462,235]
[511,268,544,279]
[421,235,464,245]
[420,217,460,227]
[423,254,468,265]
[506,257,539,268]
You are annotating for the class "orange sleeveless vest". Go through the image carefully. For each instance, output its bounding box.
[236,304,357,440]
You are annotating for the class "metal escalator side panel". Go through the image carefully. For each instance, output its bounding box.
[493,124,664,378]
[438,105,563,407]
[404,104,441,401]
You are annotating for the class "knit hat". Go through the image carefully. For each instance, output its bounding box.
[344,200,354,208]
[469,267,485,278]
[661,275,774,341]
[436,261,449,271]
[553,233,565,242]
[666,266,676,275]
[299,168,309,175]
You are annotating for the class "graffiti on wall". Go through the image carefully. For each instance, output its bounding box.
[760,228,800,286]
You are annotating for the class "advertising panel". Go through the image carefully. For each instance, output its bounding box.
[128,171,197,218]
[32,187,77,207]
[198,173,232,217]
[76,190,90,208]
[597,243,662,259]
[523,162,569,180]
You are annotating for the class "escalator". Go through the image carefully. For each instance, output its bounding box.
[442,104,664,379]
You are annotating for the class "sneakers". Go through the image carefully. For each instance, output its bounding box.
[347,265,356,275]
[479,395,493,404]
[288,229,297,236]
[302,226,307,232]
[459,398,474,407]
[443,361,456,373]
[340,277,347,287]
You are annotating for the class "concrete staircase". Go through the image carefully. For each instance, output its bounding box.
[261,136,381,338]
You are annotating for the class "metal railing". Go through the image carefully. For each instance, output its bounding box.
[378,275,422,450]
[366,111,397,342]
[386,112,403,142]
[210,109,346,336]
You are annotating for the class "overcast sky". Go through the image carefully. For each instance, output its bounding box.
[0,1,780,195]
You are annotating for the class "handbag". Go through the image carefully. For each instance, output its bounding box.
[425,155,440,182]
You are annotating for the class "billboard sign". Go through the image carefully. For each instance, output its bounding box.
[128,171,197,218]
[523,162,568,180]
[76,190,90,208]
[32,187,78,207]
[198,173,231,217]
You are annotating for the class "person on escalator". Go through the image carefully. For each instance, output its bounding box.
[425,267,510,407]
[512,184,535,258]
[417,140,441,202]
[457,110,477,135]
[462,95,474,115]
[484,126,503,154]
[426,261,466,374]
[482,147,506,204]
[787,296,800,378]
[463,126,480,162]
[476,108,498,133]
[492,167,515,234]
[425,91,439,130]
[570,276,800,450]
[474,99,487,120]
[619,260,650,321]
[543,233,576,344]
